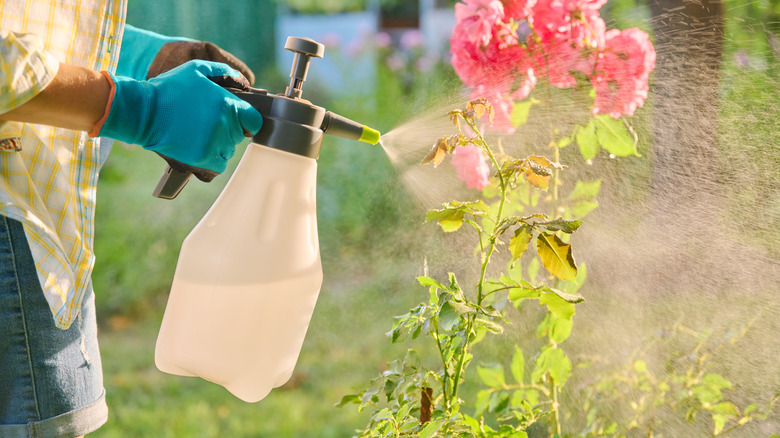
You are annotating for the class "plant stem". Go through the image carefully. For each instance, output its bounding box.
[450,117,509,403]
[551,377,562,436]
[432,320,451,409]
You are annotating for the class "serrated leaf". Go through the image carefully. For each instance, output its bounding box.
[511,346,525,384]
[478,363,506,387]
[595,114,640,157]
[439,301,460,331]
[417,276,447,291]
[547,313,574,343]
[576,120,599,160]
[426,200,490,232]
[538,217,582,234]
[509,226,533,261]
[419,420,444,438]
[426,208,465,232]
[335,394,360,407]
[536,232,578,282]
[532,346,572,385]
[540,292,577,320]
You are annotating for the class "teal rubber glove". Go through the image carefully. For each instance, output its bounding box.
[95,60,263,176]
[116,25,188,80]
[117,24,255,84]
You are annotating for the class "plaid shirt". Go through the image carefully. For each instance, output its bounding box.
[0,0,127,329]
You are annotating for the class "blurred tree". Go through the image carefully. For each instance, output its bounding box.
[647,0,724,215]
[125,0,276,80]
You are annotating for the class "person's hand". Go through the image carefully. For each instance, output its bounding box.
[93,60,263,177]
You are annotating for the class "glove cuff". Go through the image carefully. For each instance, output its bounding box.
[88,71,116,138]
[95,72,167,147]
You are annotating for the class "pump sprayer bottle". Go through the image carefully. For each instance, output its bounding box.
[153,36,380,402]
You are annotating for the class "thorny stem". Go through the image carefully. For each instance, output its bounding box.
[449,115,509,405]
[432,319,451,409]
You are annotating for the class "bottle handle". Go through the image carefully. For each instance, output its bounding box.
[152,153,218,200]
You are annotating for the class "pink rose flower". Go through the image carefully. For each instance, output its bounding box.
[528,0,606,88]
[502,0,536,21]
[591,28,656,118]
[454,0,506,47]
[451,145,492,190]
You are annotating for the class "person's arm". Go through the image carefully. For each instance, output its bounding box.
[0,62,110,132]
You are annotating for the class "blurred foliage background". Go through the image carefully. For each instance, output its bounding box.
[91,0,779,436]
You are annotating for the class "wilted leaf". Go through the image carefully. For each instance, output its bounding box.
[538,217,582,234]
[421,138,449,166]
[536,232,578,282]
[522,155,563,191]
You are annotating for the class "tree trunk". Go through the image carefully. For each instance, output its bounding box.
[647,0,724,218]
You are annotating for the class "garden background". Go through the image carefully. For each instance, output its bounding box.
[90,0,779,436]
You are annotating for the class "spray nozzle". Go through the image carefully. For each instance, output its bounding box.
[321,112,381,145]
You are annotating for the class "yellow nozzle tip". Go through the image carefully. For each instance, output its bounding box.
[359,126,381,145]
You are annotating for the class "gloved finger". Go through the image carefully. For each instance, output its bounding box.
[236,100,263,137]
[208,73,251,91]
[147,41,256,85]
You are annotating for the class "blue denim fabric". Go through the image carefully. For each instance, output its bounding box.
[0,215,107,437]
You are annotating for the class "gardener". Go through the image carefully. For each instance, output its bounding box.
[0,2,263,437]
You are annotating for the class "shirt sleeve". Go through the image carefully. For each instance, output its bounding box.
[0,30,60,114]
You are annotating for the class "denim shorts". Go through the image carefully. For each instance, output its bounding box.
[0,215,107,437]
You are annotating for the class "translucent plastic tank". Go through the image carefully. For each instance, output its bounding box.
[155,143,322,402]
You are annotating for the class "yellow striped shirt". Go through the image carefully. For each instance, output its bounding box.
[0,0,127,329]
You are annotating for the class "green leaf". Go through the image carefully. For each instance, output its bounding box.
[509,226,533,262]
[335,394,359,408]
[576,120,599,160]
[537,217,582,234]
[711,402,740,417]
[511,346,525,384]
[571,200,599,218]
[478,363,506,387]
[426,200,490,232]
[419,420,444,438]
[536,232,578,282]
[417,276,447,291]
[540,292,577,321]
[438,302,461,331]
[511,100,534,127]
[568,180,602,200]
[373,408,393,421]
[426,208,465,232]
[713,413,728,436]
[594,114,640,157]
[548,313,574,343]
[532,346,572,385]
